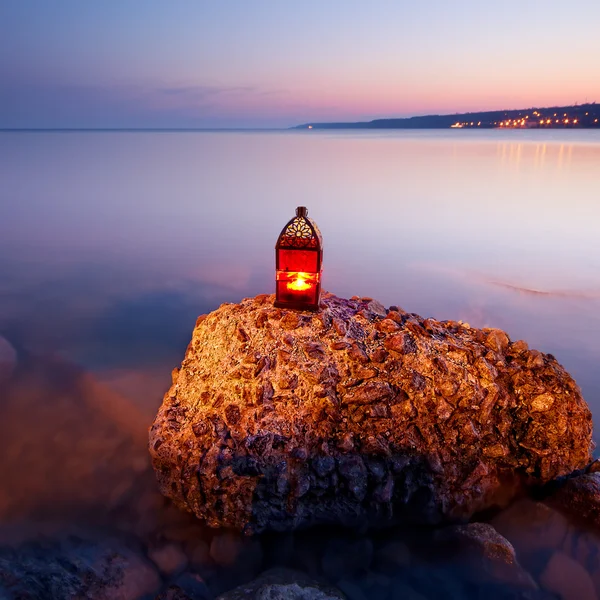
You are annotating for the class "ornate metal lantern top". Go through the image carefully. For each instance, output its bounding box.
[276,206,322,250]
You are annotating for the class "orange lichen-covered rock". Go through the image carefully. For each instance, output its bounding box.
[149,293,593,533]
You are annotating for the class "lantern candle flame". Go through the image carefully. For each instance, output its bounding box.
[287,273,313,291]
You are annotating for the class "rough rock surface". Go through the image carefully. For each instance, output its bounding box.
[433,522,537,588]
[547,473,600,530]
[0,530,160,600]
[149,293,593,533]
[216,568,345,600]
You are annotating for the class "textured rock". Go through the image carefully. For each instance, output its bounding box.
[434,522,536,588]
[547,473,600,530]
[0,531,160,600]
[491,499,570,563]
[148,542,188,576]
[216,567,345,600]
[209,532,243,567]
[155,573,211,600]
[149,293,593,533]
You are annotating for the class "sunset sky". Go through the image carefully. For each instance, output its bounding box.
[1,0,599,128]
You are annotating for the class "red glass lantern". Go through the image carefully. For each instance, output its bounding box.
[275,206,323,311]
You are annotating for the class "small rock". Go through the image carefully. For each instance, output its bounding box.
[539,551,598,600]
[187,539,212,570]
[491,499,569,567]
[547,473,600,530]
[210,532,243,567]
[156,572,211,599]
[434,522,536,588]
[149,542,188,576]
[531,393,555,412]
[0,531,160,600]
[367,300,387,318]
[216,567,345,599]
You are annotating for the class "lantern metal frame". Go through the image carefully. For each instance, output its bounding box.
[275,206,323,311]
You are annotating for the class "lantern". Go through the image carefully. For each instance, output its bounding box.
[275,206,323,311]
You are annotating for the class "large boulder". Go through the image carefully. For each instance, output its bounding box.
[149,293,593,533]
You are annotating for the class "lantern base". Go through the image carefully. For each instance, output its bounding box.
[274,299,320,312]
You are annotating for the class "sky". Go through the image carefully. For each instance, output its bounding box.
[1,0,600,128]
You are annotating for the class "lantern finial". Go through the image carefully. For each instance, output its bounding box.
[296,206,308,217]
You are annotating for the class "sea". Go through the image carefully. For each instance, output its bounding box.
[1,129,599,428]
[0,127,599,592]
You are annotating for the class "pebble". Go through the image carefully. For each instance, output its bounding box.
[210,532,243,567]
[156,573,212,599]
[491,499,569,562]
[148,542,189,576]
[187,539,212,570]
[540,551,598,600]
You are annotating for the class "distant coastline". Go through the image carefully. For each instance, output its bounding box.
[294,103,600,130]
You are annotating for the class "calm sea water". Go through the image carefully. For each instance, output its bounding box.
[1,129,599,434]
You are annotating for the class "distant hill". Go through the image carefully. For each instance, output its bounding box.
[294,103,600,130]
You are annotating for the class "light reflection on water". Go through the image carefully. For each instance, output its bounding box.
[0,129,599,434]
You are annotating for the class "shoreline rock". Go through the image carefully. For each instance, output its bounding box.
[149,293,593,534]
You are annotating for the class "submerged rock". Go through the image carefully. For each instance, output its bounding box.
[215,567,345,600]
[149,293,593,533]
[434,522,536,589]
[547,472,600,530]
[0,530,160,600]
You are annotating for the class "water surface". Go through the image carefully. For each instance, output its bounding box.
[1,129,599,434]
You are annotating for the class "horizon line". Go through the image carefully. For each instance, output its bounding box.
[0,127,287,132]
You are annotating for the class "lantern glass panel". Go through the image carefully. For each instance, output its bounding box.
[277,249,319,273]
